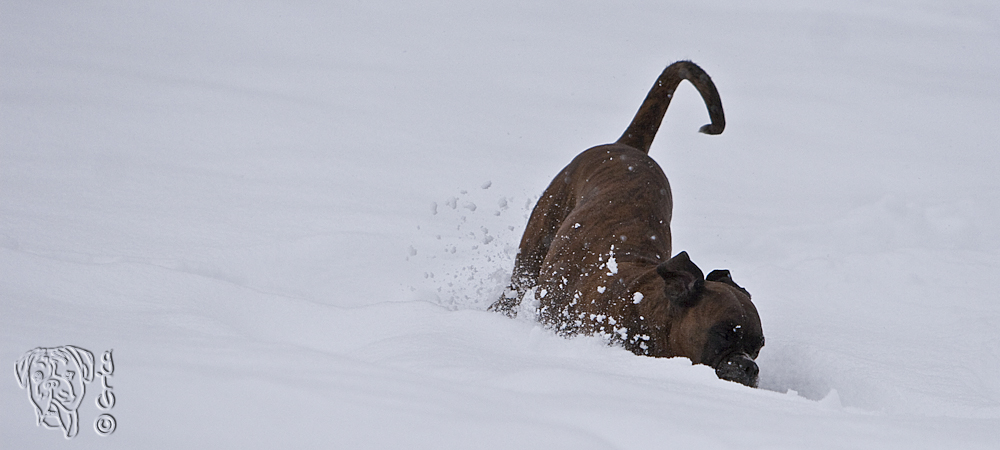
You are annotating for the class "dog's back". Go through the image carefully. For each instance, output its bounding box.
[530,142,673,337]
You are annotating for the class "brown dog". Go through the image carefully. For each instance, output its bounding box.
[490,61,763,387]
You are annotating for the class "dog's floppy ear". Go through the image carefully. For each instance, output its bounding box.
[61,346,95,383]
[706,269,735,284]
[15,349,41,389]
[707,269,751,299]
[656,251,705,308]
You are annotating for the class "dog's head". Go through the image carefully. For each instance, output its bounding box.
[655,252,764,387]
[15,346,95,438]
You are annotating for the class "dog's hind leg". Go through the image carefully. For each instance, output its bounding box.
[617,61,725,153]
[489,175,576,317]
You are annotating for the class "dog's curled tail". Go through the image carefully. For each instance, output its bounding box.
[616,61,725,153]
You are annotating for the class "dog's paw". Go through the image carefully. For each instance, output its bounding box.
[487,288,520,318]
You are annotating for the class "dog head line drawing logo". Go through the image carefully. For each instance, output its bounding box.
[15,346,95,439]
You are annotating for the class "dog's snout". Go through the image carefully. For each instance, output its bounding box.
[715,354,759,388]
[56,386,74,400]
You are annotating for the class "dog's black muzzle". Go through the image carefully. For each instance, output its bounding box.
[715,353,759,388]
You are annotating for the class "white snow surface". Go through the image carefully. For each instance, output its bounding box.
[2,1,999,448]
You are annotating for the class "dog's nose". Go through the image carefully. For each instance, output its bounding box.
[715,354,759,388]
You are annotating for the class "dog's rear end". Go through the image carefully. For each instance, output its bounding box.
[490,61,726,316]
[490,61,764,387]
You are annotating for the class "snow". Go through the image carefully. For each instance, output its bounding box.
[2,0,999,448]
